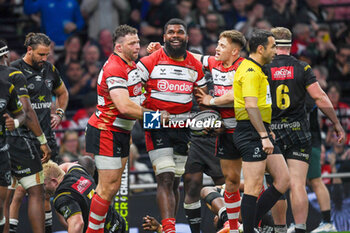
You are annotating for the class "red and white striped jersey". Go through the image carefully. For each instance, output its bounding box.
[202,55,245,133]
[137,48,206,114]
[88,53,142,132]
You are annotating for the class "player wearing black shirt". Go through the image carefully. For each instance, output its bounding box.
[264,27,344,233]
[43,161,126,233]
[8,33,68,233]
[0,78,25,232]
[0,39,52,233]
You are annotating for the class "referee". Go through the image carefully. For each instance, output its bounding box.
[232,29,290,233]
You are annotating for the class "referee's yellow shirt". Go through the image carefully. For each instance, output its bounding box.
[233,57,272,123]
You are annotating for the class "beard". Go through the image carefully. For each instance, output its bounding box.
[164,39,187,59]
[31,57,44,69]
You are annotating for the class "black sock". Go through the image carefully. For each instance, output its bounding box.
[322,210,331,223]
[45,210,53,233]
[0,224,4,233]
[9,218,18,233]
[241,194,258,233]
[216,208,228,230]
[255,184,283,226]
[184,202,201,233]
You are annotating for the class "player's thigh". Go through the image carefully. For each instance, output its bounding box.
[220,158,242,182]
[266,153,290,191]
[287,158,309,186]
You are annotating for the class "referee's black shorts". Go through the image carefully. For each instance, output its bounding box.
[233,120,281,162]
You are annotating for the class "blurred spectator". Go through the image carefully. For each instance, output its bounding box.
[190,0,225,29]
[291,23,313,55]
[63,60,93,110]
[205,43,217,56]
[314,65,329,90]
[306,25,337,67]
[177,0,194,25]
[265,0,297,29]
[237,3,265,38]
[72,91,97,129]
[202,13,221,47]
[296,0,329,29]
[140,0,180,42]
[320,144,333,184]
[323,83,350,145]
[320,0,350,20]
[188,25,205,54]
[8,50,20,63]
[56,35,82,73]
[328,44,350,98]
[23,0,84,47]
[222,0,247,30]
[82,44,101,89]
[98,29,114,61]
[129,144,154,185]
[255,19,272,31]
[80,0,130,40]
[59,130,82,163]
[325,133,350,184]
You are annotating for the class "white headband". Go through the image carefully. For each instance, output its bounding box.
[0,45,9,57]
[275,39,292,46]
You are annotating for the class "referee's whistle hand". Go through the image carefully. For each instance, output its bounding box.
[262,138,274,155]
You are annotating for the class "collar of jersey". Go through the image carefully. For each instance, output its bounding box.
[246,57,263,69]
[113,53,130,66]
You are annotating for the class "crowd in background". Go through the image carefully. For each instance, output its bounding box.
[1,0,350,186]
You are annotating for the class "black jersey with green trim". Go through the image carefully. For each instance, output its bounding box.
[0,65,29,98]
[0,80,23,147]
[53,166,95,232]
[10,59,63,138]
[264,55,317,122]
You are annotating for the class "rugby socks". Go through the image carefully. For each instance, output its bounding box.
[295,223,306,233]
[274,225,287,233]
[161,218,176,233]
[224,190,241,233]
[218,207,228,225]
[45,210,53,233]
[0,216,5,232]
[9,218,18,233]
[86,194,110,233]
[322,210,331,223]
[241,194,257,233]
[255,184,282,226]
[184,201,201,233]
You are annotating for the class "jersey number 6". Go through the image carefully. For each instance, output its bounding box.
[276,84,290,110]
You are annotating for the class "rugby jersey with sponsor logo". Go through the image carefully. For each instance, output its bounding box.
[202,56,244,133]
[88,53,142,132]
[137,48,206,114]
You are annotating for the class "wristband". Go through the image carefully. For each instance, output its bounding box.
[56,108,65,119]
[14,119,19,129]
[209,97,216,106]
[37,133,47,145]
[261,135,269,139]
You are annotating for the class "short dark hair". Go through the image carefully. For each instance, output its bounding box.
[164,18,187,33]
[24,32,51,49]
[248,29,274,53]
[113,25,138,45]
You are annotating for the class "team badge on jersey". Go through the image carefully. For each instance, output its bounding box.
[45,79,53,90]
